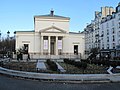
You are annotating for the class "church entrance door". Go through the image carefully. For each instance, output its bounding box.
[50,36,56,55]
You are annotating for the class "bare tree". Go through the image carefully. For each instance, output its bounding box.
[0,33,15,58]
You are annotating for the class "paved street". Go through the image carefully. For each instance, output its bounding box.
[0,74,120,90]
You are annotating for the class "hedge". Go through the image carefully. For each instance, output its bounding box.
[82,59,120,68]
[64,59,87,69]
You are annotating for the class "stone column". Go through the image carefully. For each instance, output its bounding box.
[48,36,51,55]
[41,36,43,55]
[56,36,58,55]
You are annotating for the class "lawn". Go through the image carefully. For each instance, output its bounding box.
[2,61,110,74]
[59,62,107,74]
[3,62,37,72]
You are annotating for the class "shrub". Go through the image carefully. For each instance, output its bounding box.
[63,58,69,63]
[0,61,4,67]
[81,62,87,69]
[46,59,51,65]
[63,59,87,70]
[63,59,76,65]
[74,62,81,68]
[110,61,118,68]
[46,59,58,71]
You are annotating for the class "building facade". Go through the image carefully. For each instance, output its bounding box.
[100,3,120,58]
[15,11,85,59]
[84,2,120,59]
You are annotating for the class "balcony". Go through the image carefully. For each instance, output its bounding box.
[101,34,104,37]
[95,34,99,37]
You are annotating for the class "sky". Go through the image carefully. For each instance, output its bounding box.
[0,0,119,37]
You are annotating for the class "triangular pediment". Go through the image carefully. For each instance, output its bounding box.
[39,26,67,33]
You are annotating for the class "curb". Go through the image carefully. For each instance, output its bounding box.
[0,66,120,83]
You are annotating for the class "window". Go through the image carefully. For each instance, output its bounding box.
[113,35,115,41]
[74,45,78,55]
[58,36,62,40]
[43,36,48,40]
[101,38,103,40]
[112,28,115,34]
[58,37,62,50]
[101,31,104,37]
[89,45,91,49]
[113,43,115,49]
[24,44,28,54]
[102,24,104,30]
[107,44,109,49]
[92,45,94,48]
[118,6,120,12]
[119,39,120,44]
[119,14,120,20]
[107,37,109,42]
[102,44,104,49]
[118,31,120,37]
[107,23,109,28]
[107,29,109,35]
[112,21,114,26]
[92,39,93,43]
[112,13,115,18]
[119,22,120,28]
[43,36,48,50]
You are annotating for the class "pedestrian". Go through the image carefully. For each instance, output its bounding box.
[27,53,30,61]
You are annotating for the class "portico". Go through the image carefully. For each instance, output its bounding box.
[41,35,63,55]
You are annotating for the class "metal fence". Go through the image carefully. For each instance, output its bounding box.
[13,53,81,60]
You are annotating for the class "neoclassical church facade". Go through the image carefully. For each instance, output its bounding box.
[15,11,85,59]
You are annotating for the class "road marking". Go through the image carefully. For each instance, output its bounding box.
[107,66,113,74]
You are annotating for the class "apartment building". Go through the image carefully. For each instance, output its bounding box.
[100,3,120,58]
[84,3,119,59]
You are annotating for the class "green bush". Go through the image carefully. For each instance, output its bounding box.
[63,58,69,64]
[63,59,87,69]
[64,59,76,65]
[81,62,87,69]
[110,61,118,68]
[0,61,4,67]
[90,60,110,67]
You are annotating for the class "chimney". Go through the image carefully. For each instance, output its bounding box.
[50,10,54,16]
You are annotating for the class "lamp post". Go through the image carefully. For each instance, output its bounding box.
[7,31,10,39]
[7,31,10,58]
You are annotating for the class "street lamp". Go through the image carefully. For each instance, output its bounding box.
[7,31,10,58]
[7,31,10,38]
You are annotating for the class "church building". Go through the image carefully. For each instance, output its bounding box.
[15,10,85,59]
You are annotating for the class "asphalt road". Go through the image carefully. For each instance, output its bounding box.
[0,74,120,90]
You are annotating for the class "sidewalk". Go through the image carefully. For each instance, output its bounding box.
[36,60,47,70]
[10,59,37,62]
[56,62,66,72]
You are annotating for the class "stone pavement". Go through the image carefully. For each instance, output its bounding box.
[56,62,66,72]
[107,66,113,74]
[36,60,47,70]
